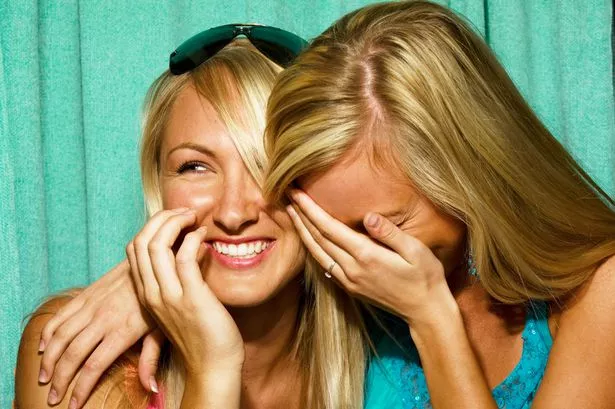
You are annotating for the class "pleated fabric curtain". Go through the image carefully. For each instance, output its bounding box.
[1,0,613,404]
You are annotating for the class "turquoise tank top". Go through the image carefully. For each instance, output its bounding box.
[365,302,553,409]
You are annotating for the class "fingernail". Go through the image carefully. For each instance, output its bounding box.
[150,376,159,393]
[286,205,297,217]
[48,388,58,405]
[69,397,78,409]
[38,339,45,352]
[38,368,48,383]
[366,213,380,228]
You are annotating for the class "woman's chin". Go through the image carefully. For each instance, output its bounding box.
[216,288,272,308]
[201,252,305,309]
[206,274,299,309]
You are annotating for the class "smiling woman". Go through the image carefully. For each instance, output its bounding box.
[14,38,368,409]
[15,2,614,409]
[143,79,305,308]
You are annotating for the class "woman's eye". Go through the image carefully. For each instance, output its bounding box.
[177,161,210,174]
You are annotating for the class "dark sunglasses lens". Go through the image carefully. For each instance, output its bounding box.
[250,27,307,67]
[170,26,236,74]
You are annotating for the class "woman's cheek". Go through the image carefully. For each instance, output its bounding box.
[162,181,217,212]
[271,208,295,230]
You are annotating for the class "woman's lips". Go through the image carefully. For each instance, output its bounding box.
[206,239,276,270]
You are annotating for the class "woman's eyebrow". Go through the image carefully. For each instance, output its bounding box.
[167,142,217,158]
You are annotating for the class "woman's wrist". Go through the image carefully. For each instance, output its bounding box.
[182,367,242,409]
[406,287,463,347]
[184,350,245,379]
[403,281,459,335]
[185,359,244,382]
[405,293,498,409]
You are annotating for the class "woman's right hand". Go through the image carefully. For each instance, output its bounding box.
[38,259,165,407]
[125,208,244,405]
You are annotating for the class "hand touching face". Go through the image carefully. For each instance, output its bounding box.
[298,151,466,275]
[286,150,466,324]
[159,85,306,307]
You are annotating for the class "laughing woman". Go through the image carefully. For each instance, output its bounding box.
[15,36,369,408]
[265,1,615,408]
[28,2,615,409]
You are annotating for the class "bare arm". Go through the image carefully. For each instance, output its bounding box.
[38,260,162,406]
[125,209,245,408]
[403,256,615,409]
[288,189,615,408]
[408,295,498,409]
[15,296,126,409]
[288,190,499,408]
[531,255,615,408]
[180,372,242,409]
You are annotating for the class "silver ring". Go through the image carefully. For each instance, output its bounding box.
[325,261,336,278]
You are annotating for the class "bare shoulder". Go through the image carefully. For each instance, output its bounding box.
[557,254,615,319]
[14,294,126,409]
[592,253,615,287]
[534,254,615,408]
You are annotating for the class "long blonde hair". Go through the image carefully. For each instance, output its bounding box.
[139,40,367,408]
[264,1,615,304]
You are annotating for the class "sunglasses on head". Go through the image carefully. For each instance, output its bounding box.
[169,23,308,75]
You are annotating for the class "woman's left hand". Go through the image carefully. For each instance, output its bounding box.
[126,210,245,382]
[287,189,455,328]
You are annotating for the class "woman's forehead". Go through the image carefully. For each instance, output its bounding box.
[162,87,229,151]
[298,150,415,225]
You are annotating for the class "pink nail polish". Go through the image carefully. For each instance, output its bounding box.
[48,388,58,405]
[38,339,45,352]
[150,376,159,393]
[38,368,48,383]
[69,397,78,409]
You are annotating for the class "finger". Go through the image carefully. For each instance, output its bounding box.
[134,209,193,303]
[39,297,85,353]
[138,329,166,393]
[39,309,95,384]
[69,330,143,408]
[290,203,359,272]
[364,212,429,262]
[175,227,211,295]
[289,189,369,256]
[148,212,199,298]
[286,205,351,286]
[126,241,145,303]
[46,324,104,404]
[41,259,130,353]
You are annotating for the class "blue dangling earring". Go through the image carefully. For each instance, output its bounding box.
[467,251,478,278]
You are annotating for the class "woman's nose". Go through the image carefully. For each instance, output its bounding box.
[212,173,264,233]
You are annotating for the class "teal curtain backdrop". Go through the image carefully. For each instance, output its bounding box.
[1,0,613,404]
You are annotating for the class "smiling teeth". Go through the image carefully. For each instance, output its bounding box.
[212,240,270,258]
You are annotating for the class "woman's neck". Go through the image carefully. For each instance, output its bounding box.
[228,277,303,398]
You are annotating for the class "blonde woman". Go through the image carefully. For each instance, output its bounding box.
[32,2,615,408]
[265,1,615,408]
[16,32,368,408]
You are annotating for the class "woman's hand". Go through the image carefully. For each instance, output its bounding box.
[287,189,456,329]
[38,259,164,407]
[125,208,244,385]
